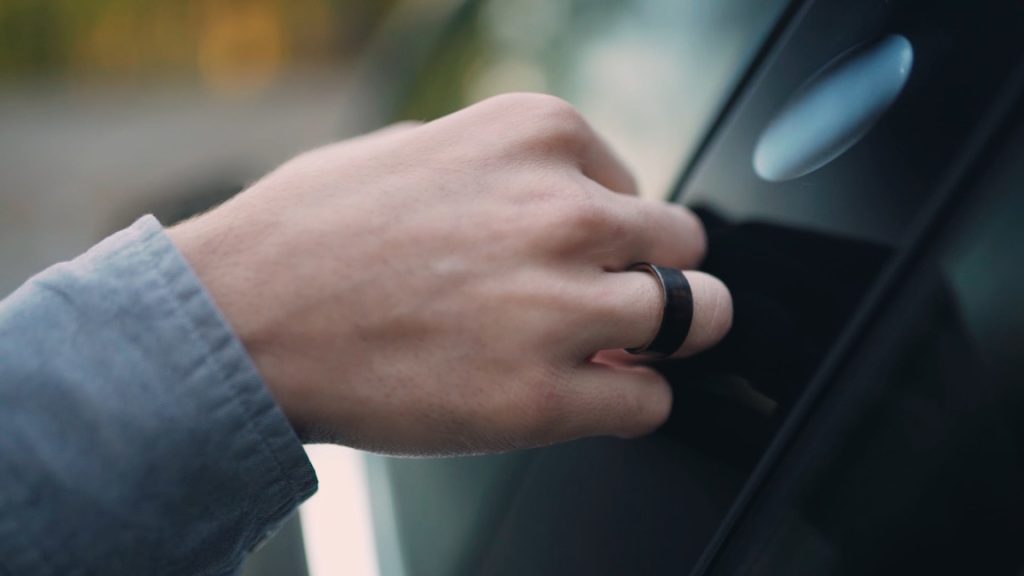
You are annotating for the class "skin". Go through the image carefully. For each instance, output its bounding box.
[168,93,733,456]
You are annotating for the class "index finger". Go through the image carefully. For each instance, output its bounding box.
[577,122,640,196]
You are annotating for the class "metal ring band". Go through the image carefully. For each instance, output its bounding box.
[625,263,693,358]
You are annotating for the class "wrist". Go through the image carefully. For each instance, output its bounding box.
[166,213,310,437]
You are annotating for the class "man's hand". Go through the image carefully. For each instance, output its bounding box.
[168,93,732,455]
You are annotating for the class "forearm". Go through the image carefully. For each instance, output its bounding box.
[0,216,316,576]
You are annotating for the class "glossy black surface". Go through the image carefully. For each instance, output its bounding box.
[677,0,1024,413]
[682,0,1024,244]
[707,98,1024,576]
[671,0,1024,571]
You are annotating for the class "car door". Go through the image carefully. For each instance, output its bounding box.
[368,1,1024,574]
[703,103,1024,575]
[686,0,1024,571]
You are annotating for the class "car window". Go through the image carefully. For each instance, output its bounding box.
[667,0,1024,479]
[706,103,1024,575]
[680,0,1024,242]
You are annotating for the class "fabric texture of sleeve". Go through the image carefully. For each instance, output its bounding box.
[0,215,318,576]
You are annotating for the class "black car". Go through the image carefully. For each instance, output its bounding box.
[365,1,1024,574]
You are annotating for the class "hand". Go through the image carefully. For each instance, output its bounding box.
[168,93,732,456]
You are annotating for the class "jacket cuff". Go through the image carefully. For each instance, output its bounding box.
[0,215,317,575]
[141,214,319,551]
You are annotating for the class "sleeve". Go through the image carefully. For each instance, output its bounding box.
[0,215,318,576]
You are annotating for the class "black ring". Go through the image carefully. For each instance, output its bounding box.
[625,263,693,358]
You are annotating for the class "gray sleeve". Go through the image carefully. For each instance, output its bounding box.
[0,215,318,576]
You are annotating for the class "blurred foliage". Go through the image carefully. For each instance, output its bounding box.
[0,0,398,88]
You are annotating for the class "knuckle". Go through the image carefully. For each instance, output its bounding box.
[541,113,588,149]
[537,95,585,126]
[521,178,610,246]
[503,93,588,148]
[534,192,630,256]
[513,92,579,119]
[564,194,619,234]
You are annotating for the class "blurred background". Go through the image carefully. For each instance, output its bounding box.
[0,1,786,574]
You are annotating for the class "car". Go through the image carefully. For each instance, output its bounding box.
[364,0,1024,574]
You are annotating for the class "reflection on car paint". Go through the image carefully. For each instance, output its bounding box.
[753,35,913,182]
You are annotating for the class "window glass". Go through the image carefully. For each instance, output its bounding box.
[666,0,1024,478]
[682,0,1024,243]
[708,109,1024,575]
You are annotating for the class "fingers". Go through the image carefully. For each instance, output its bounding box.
[675,270,733,356]
[528,269,728,444]
[603,192,708,269]
[481,93,639,195]
[581,269,732,360]
[550,362,672,440]
[459,94,701,270]
[548,177,705,270]
[455,94,727,362]
[577,124,639,196]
